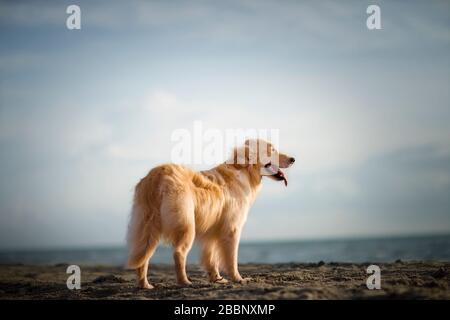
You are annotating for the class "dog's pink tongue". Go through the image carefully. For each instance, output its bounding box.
[277,169,288,187]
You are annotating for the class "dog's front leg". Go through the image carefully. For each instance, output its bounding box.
[200,240,228,284]
[220,229,252,284]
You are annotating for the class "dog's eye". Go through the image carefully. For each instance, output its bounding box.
[264,162,271,168]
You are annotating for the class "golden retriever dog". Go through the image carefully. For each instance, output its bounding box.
[127,139,295,288]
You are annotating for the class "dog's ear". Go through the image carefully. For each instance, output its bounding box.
[231,146,249,168]
[228,140,262,168]
[244,140,259,164]
[244,139,274,165]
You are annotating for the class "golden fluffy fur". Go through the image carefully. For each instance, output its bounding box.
[127,139,294,288]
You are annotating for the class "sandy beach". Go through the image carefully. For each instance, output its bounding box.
[0,261,448,300]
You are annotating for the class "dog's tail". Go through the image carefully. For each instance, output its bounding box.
[126,178,161,269]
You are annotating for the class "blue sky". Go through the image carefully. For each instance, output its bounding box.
[0,0,449,249]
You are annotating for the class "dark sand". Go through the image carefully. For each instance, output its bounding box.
[0,262,449,299]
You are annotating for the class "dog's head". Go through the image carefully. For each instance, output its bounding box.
[230,139,295,186]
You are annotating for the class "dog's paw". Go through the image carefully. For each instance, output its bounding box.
[212,276,229,284]
[139,282,154,289]
[237,277,253,284]
[177,279,193,286]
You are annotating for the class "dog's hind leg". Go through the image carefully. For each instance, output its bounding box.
[135,239,159,289]
[172,226,195,286]
[161,193,195,286]
[201,240,228,284]
[136,257,151,289]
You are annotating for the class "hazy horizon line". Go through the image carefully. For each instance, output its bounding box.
[1,231,449,252]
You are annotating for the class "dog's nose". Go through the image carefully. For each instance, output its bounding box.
[290,157,295,164]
